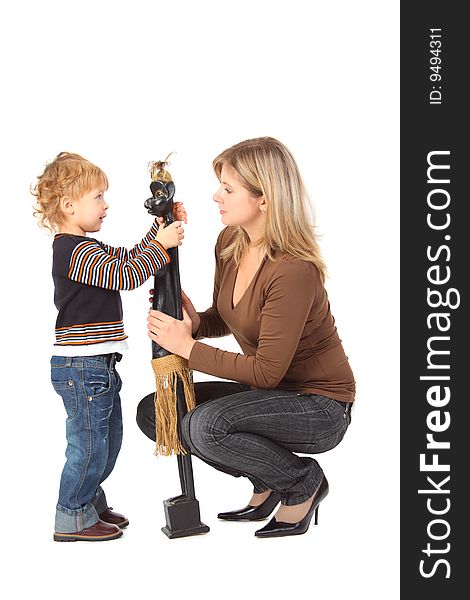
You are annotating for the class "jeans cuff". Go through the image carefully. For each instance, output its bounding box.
[283,473,324,506]
[91,486,108,515]
[249,476,269,493]
[55,502,100,533]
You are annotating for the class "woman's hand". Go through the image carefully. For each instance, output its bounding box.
[181,289,201,334]
[147,307,196,359]
[148,288,200,335]
[173,201,188,224]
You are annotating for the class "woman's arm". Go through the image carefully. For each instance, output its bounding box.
[188,259,318,388]
[192,229,231,339]
[147,228,233,347]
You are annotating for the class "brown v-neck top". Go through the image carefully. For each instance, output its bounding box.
[188,226,355,402]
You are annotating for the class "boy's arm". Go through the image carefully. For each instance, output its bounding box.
[67,237,170,291]
[98,220,160,261]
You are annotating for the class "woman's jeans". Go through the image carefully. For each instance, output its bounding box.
[137,381,351,506]
[51,354,123,533]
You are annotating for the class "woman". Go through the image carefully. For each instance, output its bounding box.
[137,137,355,538]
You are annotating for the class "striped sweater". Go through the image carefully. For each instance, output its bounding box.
[52,220,170,346]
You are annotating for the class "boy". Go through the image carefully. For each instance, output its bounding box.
[32,152,186,541]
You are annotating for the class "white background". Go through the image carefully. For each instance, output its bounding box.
[0,1,399,598]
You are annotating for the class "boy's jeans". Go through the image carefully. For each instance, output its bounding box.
[51,354,123,533]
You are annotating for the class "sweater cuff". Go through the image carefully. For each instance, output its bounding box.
[188,341,211,373]
[148,239,171,264]
[149,219,160,238]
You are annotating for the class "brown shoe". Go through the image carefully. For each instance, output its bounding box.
[54,519,123,542]
[99,507,129,528]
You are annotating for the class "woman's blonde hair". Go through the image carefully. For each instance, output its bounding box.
[31,152,108,232]
[213,137,327,282]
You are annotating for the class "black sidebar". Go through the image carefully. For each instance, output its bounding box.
[401,2,466,597]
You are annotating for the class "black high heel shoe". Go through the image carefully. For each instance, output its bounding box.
[217,491,282,521]
[254,475,329,537]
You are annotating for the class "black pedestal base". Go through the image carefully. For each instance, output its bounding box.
[161,497,210,539]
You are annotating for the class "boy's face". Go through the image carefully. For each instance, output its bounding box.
[63,187,108,235]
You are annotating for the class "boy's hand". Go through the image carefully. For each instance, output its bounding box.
[173,201,188,224]
[156,219,184,250]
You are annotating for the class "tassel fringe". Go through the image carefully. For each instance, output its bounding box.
[151,354,196,456]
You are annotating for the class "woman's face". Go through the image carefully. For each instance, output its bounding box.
[213,165,264,228]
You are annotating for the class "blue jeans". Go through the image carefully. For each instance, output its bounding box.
[137,381,351,506]
[51,354,123,533]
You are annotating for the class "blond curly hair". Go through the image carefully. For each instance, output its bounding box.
[31,152,108,232]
